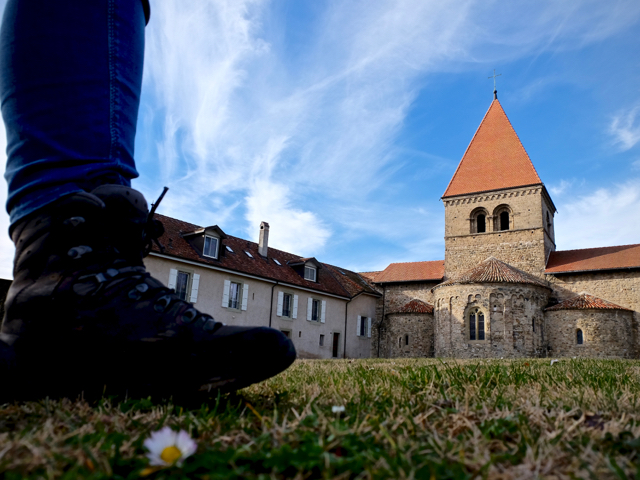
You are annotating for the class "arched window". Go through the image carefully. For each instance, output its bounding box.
[477,214,486,233]
[546,212,552,232]
[576,329,583,345]
[468,307,486,341]
[470,208,489,234]
[493,205,512,231]
[405,334,409,346]
[398,337,402,348]
[532,318,535,333]
[500,211,510,230]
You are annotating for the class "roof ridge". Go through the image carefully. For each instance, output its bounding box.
[546,292,632,311]
[552,243,640,254]
[386,259,445,266]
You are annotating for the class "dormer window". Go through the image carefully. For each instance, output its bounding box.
[304,265,317,282]
[203,235,219,258]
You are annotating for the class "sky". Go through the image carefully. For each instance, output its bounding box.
[0,0,639,278]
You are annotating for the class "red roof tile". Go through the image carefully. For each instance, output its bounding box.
[152,214,376,298]
[442,99,542,198]
[373,260,445,283]
[359,271,381,282]
[391,299,434,314]
[546,293,632,312]
[546,244,640,274]
[436,257,549,289]
[323,264,380,298]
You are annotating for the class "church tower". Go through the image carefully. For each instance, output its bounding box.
[442,95,557,278]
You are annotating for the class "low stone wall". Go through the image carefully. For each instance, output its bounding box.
[378,312,434,358]
[545,309,635,358]
[434,283,550,358]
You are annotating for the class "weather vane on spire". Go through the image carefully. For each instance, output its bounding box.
[488,69,501,99]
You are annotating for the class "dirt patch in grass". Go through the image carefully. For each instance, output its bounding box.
[2,358,640,479]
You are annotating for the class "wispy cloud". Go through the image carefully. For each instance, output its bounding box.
[137,0,640,261]
[609,104,640,151]
[555,178,640,250]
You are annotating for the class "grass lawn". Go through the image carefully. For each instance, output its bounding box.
[1,358,640,479]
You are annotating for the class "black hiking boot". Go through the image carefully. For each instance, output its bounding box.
[0,185,296,401]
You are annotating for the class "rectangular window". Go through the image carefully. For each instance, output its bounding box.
[311,299,320,321]
[228,282,241,309]
[304,266,316,282]
[175,271,190,301]
[283,293,292,317]
[281,330,291,338]
[359,316,368,336]
[319,334,325,346]
[203,235,218,258]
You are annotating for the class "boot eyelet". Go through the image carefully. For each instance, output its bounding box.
[154,295,172,312]
[135,283,149,293]
[63,216,85,227]
[203,319,218,331]
[68,245,92,259]
[182,308,197,324]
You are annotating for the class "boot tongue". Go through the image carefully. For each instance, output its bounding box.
[91,186,150,263]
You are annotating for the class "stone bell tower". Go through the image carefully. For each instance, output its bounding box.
[441,93,557,279]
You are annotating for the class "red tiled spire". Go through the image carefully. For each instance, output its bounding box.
[442,100,542,198]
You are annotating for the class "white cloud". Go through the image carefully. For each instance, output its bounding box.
[138,0,640,258]
[244,180,330,256]
[548,179,574,198]
[555,179,640,250]
[609,105,640,151]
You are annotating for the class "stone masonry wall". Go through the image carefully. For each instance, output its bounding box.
[545,309,635,358]
[434,283,550,358]
[547,270,640,357]
[371,282,439,357]
[443,186,554,279]
[445,229,548,279]
[378,313,435,358]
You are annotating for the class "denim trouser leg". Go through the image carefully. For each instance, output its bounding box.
[0,0,147,228]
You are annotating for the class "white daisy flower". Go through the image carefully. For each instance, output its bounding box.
[144,426,197,467]
[332,405,345,413]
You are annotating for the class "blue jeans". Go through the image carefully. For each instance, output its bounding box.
[0,0,149,228]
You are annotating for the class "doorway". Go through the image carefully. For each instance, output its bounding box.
[332,332,340,358]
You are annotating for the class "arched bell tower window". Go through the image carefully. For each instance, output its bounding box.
[470,208,490,234]
[576,329,584,345]
[546,212,552,232]
[493,205,512,231]
[500,211,510,230]
[467,307,486,341]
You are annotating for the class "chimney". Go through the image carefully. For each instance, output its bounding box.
[258,221,269,257]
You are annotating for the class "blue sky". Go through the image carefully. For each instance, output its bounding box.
[0,0,640,278]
